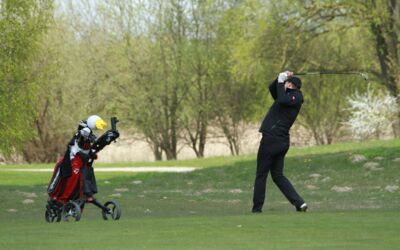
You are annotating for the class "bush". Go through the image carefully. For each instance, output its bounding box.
[344,87,398,140]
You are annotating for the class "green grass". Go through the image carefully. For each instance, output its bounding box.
[1,211,399,250]
[0,139,399,249]
[2,138,399,170]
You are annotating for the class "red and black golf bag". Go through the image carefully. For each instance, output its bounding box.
[45,117,121,223]
[47,118,119,205]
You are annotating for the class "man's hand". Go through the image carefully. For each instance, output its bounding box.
[278,72,287,83]
[278,71,294,83]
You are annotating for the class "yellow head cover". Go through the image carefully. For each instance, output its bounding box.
[87,115,107,130]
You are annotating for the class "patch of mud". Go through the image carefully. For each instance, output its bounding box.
[385,185,399,193]
[114,188,129,192]
[321,177,332,182]
[229,189,243,194]
[201,189,215,193]
[110,193,122,197]
[331,186,353,193]
[16,191,37,198]
[350,154,367,163]
[363,162,384,171]
[227,199,241,204]
[306,185,319,190]
[22,199,35,204]
[309,173,321,178]
[131,180,143,185]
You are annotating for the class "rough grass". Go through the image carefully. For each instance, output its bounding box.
[0,139,399,249]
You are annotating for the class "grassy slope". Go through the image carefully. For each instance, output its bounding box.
[0,139,399,249]
[1,138,399,169]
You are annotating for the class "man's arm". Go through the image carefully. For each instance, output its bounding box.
[268,79,278,100]
[276,83,303,106]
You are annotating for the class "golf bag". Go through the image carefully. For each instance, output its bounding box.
[45,117,121,222]
[47,152,85,203]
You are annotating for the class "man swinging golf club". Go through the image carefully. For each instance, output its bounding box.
[252,71,307,213]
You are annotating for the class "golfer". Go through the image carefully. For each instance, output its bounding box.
[252,71,307,213]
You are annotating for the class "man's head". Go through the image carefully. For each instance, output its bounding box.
[285,76,302,90]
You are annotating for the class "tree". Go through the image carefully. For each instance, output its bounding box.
[180,0,221,158]
[255,0,376,144]
[295,30,370,144]
[0,0,53,158]
[22,18,94,162]
[291,0,399,96]
[298,0,400,136]
[212,1,266,155]
[104,0,190,160]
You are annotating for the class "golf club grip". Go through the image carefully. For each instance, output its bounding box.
[111,117,119,131]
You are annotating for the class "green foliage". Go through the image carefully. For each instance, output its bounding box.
[0,0,53,156]
[2,0,400,161]
[211,1,267,154]
[296,30,372,144]
[22,19,89,162]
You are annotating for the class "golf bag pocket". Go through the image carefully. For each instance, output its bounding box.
[47,156,84,203]
[47,158,64,195]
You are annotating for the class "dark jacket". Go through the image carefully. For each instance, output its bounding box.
[259,79,303,139]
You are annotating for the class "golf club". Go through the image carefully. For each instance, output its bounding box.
[295,71,368,81]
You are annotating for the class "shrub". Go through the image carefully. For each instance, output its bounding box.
[344,87,398,140]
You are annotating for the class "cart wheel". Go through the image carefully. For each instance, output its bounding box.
[45,208,61,223]
[62,201,81,222]
[102,201,121,220]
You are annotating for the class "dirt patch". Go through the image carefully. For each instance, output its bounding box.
[22,199,35,204]
[16,191,37,198]
[309,173,321,178]
[114,188,129,192]
[229,189,243,194]
[385,185,399,193]
[110,193,122,197]
[306,185,319,190]
[350,154,367,163]
[331,186,353,193]
[363,162,383,171]
[131,180,143,185]
[321,177,332,182]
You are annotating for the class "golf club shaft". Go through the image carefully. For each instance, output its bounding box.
[295,71,368,81]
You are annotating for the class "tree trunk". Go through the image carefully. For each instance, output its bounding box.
[152,144,163,161]
[369,1,400,136]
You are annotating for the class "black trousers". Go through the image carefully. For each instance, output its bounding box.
[252,135,304,211]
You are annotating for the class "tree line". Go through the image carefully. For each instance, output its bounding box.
[0,0,399,162]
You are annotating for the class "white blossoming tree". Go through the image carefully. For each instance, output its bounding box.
[344,87,399,140]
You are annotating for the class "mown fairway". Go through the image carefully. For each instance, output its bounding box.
[1,140,399,249]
